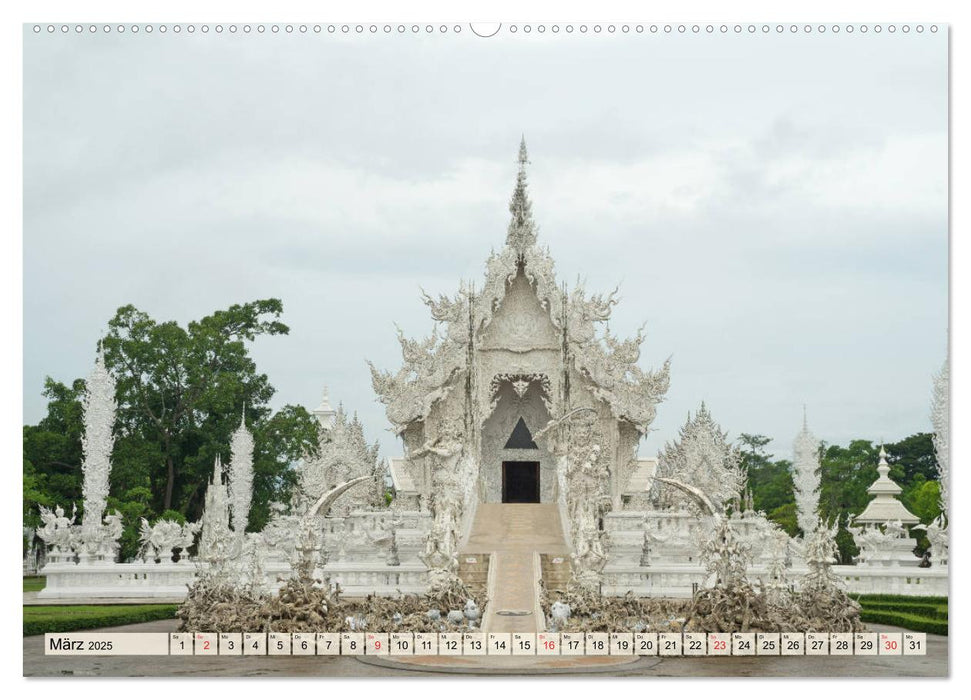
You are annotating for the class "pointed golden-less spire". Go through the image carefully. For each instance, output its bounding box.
[506,136,537,253]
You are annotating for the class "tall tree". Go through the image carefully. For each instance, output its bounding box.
[738,433,797,535]
[23,378,87,528]
[101,299,290,513]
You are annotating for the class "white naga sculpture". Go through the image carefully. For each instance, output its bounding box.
[228,410,255,536]
[791,410,821,536]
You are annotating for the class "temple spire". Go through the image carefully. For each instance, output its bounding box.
[506,136,537,253]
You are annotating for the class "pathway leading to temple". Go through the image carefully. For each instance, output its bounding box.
[460,503,570,634]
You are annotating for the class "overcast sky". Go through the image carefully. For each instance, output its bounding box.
[23,27,947,461]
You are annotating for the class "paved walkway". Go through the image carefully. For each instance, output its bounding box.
[460,504,569,634]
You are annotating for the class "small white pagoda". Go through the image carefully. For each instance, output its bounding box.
[850,447,921,567]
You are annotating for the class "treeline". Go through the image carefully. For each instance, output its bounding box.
[740,432,942,563]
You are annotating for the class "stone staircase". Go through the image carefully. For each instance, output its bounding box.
[456,553,491,590]
[539,553,573,595]
[459,504,570,633]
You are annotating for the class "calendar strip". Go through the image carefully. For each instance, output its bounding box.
[44,631,927,656]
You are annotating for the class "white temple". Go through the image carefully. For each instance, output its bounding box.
[33,143,949,601]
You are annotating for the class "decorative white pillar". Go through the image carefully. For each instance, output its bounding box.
[79,347,118,561]
[792,409,821,536]
[228,410,255,535]
[199,456,232,562]
[930,358,949,518]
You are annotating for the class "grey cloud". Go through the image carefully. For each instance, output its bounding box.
[23,28,947,461]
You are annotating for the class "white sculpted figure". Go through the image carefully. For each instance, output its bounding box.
[913,515,948,567]
[700,517,751,589]
[139,518,187,563]
[38,504,78,559]
[883,519,907,539]
[925,516,948,566]
[763,529,792,601]
[413,418,466,575]
[102,511,124,560]
[561,415,612,588]
[802,519,842,591]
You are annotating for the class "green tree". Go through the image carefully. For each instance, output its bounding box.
[885,433,938,483]
[738,433,798,535]
[101,299,293,515]
[818,439,879,563]
[22,378,87,527]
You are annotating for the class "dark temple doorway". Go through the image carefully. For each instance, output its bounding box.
[502,461,540,503]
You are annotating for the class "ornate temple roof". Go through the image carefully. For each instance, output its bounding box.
[369,140,670,435]
[854,447,920,525]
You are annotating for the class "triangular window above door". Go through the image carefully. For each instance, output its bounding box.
[505,417,538,449]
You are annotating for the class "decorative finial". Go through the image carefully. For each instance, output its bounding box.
[313,384,337,428]
[802,404,808,430]
[506,137,537,253]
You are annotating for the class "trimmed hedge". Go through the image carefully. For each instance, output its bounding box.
[861,602,947,620]
[854,594,948,605]
[859,609,948,636]
[23,605,179,636]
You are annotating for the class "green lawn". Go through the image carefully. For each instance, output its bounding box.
[23,576,46,592]
[23,604,179,636]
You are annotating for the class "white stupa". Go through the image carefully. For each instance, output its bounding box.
[851,446,920,566]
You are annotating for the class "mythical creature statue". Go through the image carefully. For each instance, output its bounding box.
[913,515,948,567]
